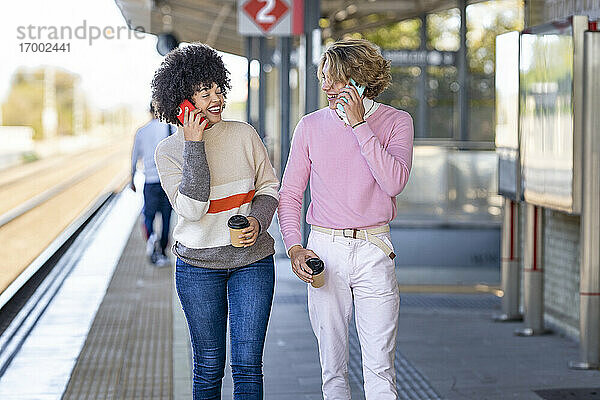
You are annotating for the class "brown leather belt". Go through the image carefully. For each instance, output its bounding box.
[311,225,396,260]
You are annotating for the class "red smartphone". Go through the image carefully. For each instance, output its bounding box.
[176,99,206,125]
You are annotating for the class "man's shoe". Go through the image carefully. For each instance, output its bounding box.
[150,249,160,264]
[154,254,170,267]
[146,233,157,257]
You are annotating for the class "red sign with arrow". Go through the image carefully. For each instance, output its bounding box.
[243,0,289,32]
[238,0,303,36]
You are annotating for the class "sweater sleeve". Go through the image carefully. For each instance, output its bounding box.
[131,129,141,178]
[155,140,211,222]
[249,195,279,234]
[277,117,310,255]
[247,129,280,233]
[351,111,414,197]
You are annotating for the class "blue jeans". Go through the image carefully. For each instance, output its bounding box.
[142,182,172,253]
[175,255,275,400]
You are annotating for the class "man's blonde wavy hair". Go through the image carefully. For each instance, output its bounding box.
[317,38,392,100]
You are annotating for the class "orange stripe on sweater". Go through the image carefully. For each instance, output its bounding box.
[207,190,255,214]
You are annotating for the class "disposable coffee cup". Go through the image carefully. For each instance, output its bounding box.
[306,258,325,288]
[228,215,250,248]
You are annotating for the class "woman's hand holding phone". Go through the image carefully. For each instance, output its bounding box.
[182,106,209,142]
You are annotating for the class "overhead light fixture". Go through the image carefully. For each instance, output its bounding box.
[319,18,330,28]
[335,10,347,21]
[157,32,179,56]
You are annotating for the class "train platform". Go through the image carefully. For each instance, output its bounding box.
[0,189,599,400]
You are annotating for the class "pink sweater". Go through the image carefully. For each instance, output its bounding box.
[278,104,414,252]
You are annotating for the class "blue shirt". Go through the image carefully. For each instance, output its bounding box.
[131,119,175,184]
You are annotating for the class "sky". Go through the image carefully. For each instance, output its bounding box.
[0,0,248,115]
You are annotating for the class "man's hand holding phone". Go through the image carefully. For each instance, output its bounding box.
[178,99,208,142]
[335,79,366,127]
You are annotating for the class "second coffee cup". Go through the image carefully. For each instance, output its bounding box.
[306,258,325,288]
[228,215,250,247]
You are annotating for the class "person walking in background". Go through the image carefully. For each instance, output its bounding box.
[131,102,174,266]
[152,43,279,399]
[278,38,414,399]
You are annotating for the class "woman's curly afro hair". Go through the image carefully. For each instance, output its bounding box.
[151,43,231,125]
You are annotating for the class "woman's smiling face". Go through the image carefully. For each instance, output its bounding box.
[191,82,225,125]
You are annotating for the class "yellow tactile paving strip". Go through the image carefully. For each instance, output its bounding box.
[398,284,503,297]
[0,142,131,294]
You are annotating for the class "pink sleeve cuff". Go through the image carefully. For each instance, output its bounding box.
[285,242,302,258]
[352,122,376,146]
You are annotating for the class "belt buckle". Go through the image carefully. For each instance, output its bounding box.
[342,228,358,239]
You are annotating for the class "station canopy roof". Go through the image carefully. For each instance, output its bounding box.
[115,0,483,57]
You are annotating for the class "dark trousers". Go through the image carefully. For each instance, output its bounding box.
[142,182,172,253]
[175,256,275,399]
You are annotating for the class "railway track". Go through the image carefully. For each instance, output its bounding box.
[0,143,130,293]
[0,144,115,191]
[0,150,126,228]
[0,141,132,377]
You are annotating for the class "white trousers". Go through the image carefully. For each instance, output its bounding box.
[307,229,400,400]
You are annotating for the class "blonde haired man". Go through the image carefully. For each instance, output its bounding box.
[278,38,414,399]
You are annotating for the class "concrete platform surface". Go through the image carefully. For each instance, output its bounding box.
[3,204,599,400]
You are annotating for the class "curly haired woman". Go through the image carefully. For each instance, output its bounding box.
[151,43,279,400]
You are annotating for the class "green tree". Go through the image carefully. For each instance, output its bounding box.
[355,0,524,141]
[1,67,88,140]
[364,18,421,50]
[360,1,524,74]
[466,1,524,75]
[2,70,44,139]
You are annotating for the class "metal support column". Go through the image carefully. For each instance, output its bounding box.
[245,36,254,126]
[417,14,428,139]
[494,198,522,321]
[304,0,320,116]
[570,31,600,370]
[258,36,268,140]
[301,0,320,246]
[457,0,468,141]
[278,36,292,179]
[515,204,549,336]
